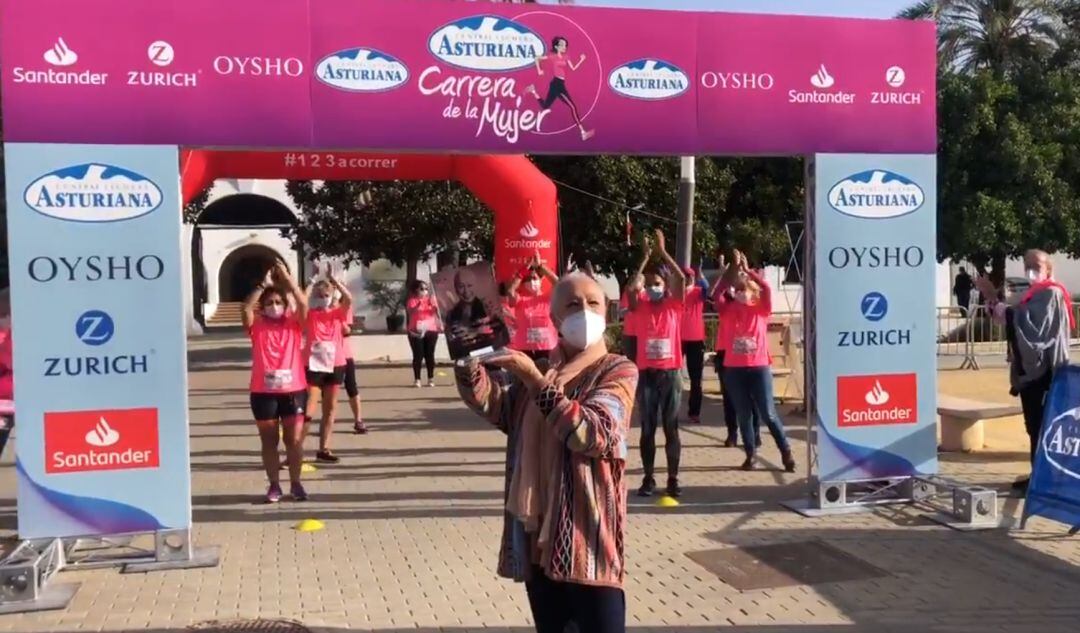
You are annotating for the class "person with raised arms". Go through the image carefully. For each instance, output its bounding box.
[242,262,310,503]
[506,251,560,366]
[455,272,637,633]
[303,264,353,464]
[628,229,688,498]
[715,250,795,473]
[405,279,442,388]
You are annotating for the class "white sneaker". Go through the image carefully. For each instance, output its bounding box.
[427,380,436,388]
[414,380,422,388]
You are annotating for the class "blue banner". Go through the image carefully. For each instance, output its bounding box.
[813,154,938,482]
[1023,365,1080,530]
[4,143,191,538]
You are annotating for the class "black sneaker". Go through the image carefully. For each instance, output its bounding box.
[1011,478,1030,492]
[637,477,656,497]
[315,450,340,464]
[740,456,754,471]
[666,478,682,498]
[755,436,763,448]
[781,450,797,473]
[724,436,737,448]
[290,482,309,502]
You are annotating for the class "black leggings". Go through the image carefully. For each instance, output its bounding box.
[525,566,625,633]
[639,368,682,480]
[408,332,438,381]
[538,77,584,128]
[1020,370,1054,465]
[682,340,705,417]
[342,358,359,398]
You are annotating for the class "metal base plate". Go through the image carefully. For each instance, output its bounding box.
[0,582,79,615]
[780,497,875,517]
[923,511,1017,532]
[121,546,220,574]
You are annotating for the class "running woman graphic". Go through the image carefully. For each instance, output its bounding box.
[525,36,594,141]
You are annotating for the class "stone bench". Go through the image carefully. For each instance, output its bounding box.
[938,395,1022,452]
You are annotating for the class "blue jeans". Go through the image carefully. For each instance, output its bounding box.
[724,366,790,458]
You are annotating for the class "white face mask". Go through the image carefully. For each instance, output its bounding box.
[264,305,285,319]
[559,310,607,349]
[528,280,542,294]
[1026,268,1042,282]
[734,291,752,304]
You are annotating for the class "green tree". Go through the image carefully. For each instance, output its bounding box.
[718,157,805,272]
[285,180,493,286]
[899,0,1063,73]
[530,155,734,285]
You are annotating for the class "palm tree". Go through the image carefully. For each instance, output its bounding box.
[898,0,1064,73]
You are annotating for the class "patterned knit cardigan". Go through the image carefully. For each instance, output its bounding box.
[456,353,638,589]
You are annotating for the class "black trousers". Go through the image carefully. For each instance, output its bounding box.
[408,332,438,380]
[525,567,625,633]
[682,341,705,417]
[621,335,637,364]
[1019,370,1054,465]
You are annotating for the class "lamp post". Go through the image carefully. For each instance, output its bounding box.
[675,156,695,267]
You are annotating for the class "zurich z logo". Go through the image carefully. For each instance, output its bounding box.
[75,310,115,346]
[860,292,888,322]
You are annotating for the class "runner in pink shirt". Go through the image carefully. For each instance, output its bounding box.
[680,266,707,424]
[709,253,757,448]
[525,36,595,141]
[506,251,559,366]
[406,280,443,388]
[628,230,687,498]
[303,265,353,464]
[243,262,310,503]
[338,297,366,435]
[715,250,795,473]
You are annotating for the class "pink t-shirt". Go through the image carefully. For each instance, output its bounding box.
[305,306,350,371]
[249,313,307,393]
[550,55,569,79]
[681,286,705,343]
[511,293,557,351]
[407,295,442,334]
[718,275,773,368]
[634,296,685,371]
[0,327,12,402]
[620,292,639,337]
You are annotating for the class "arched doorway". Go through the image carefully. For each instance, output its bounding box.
[217,244,283,302]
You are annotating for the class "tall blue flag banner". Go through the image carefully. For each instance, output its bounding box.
[813,154,938,482]
[4,143,192,538]
[1023,365,1080,530]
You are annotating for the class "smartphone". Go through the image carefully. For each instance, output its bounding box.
[454,347,512,367]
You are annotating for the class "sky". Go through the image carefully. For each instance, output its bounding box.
[540,0,915,20]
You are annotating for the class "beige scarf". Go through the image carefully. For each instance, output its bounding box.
[507,338,609,564]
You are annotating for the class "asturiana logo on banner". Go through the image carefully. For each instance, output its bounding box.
[44,408,160,474]
[827,170,925,219]
[428,16,545,72]
[1043,406,1080,479]
[316,48,410,92]
[608,59,689,100]
[24,164,164,223]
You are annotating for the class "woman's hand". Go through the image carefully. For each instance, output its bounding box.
[486,350,545,390]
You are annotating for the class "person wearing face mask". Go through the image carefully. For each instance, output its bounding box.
[455,272,637,633]
[709,253,760,448]
[507,251,560,366]
[716,250,795,473]
[975,250,1073,492]
[303,264,354,464]
[334,292,366,434]
[627,229,688,498]
[243,262,310,503]
[406,279,442,388]
[619,249,651,363]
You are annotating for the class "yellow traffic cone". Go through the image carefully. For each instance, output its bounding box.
[656,495,680,508]
[294,519,325,532]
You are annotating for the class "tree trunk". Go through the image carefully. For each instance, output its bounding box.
[437,241,461,271]
[990,254,1006,287]
[405,258,418,289]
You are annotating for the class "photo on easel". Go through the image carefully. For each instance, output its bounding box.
[431,262,510,361]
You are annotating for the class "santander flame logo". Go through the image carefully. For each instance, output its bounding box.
[520,222,540,239]
[865,381,890,406]
[85,417,120,448]
[810,64,834,89]
[44,38,78,67]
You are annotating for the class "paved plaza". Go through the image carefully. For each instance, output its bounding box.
[0,337,1079,632]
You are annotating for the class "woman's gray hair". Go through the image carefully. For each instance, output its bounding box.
[551,273,604,316]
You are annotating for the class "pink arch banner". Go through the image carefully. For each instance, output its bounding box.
[0,0,935,155]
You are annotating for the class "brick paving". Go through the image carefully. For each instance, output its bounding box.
[0,339,1078,632]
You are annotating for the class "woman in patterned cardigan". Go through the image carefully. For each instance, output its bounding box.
[456,272,638,633]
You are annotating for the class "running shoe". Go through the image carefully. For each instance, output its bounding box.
[353,420,369,434]
[290,482,309,502]
[265,483,283,504]
[740,457,754,471]
[666,478,682,498]
[414,380,422,388]
[315,450,340,464]
[637,476,656,497]
[689,415,701,425]
[427,379,436,388]
[781,449,797,473]
[723,436,737,448]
